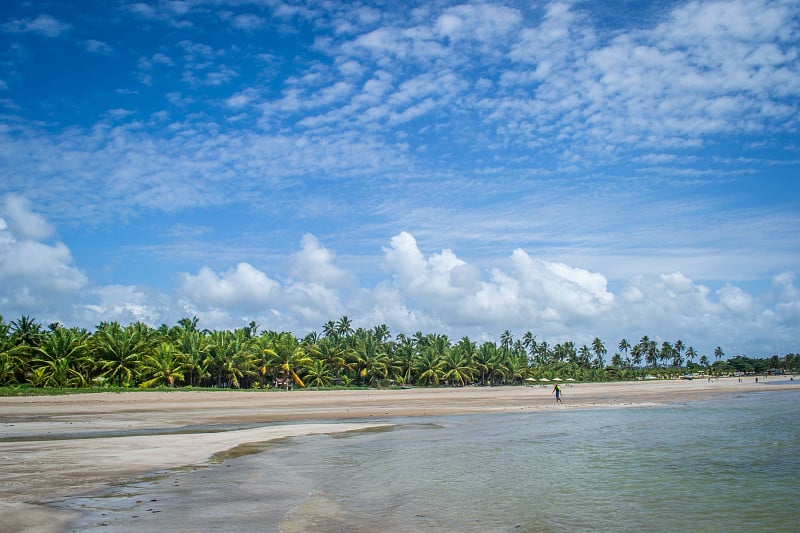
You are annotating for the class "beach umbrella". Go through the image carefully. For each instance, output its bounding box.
[552,377,563,381]
[525,377,536,381]
[566,378,575,381]
[539,378,550,382]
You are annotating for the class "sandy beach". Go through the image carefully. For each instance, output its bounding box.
[1,378,797,532]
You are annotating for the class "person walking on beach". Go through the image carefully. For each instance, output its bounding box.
[553,383,562,403]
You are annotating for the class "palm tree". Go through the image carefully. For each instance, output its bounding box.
[372,324,391,344]
[631,343,643,368]
[577,344,591,368]
[414,347,444,386]
[139,342,187,388]
[322,320,337,338]
[92,322,151,387]
[264,331,312,388]
[618,338,630,358]
[9,315,43,348]
[535,340,550,366]
[313,336,352,381]
[390,336,416,385]
[500,330,513,353]
[714,346,724,363]
[29,326,91,387]
[441,345,473,386]
[660,341,674,368]
[174,327,209,386]
[304,359,333,387]
[591,337,607,368]
[335,316,354,338]
[685,346,696,366]
[474,342,497,385]
[503,350,527,385]
[522,331,537,363]
[639,336,657,368]
[352,331,389,386]
[176,316,200,333]
[205,329,256,388]
[674,339,685,363]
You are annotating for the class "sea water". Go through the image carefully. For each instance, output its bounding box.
[61,390,799,532]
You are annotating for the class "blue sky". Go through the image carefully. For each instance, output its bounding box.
[1,0,798,357]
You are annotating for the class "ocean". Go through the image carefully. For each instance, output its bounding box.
[60,389,799,532]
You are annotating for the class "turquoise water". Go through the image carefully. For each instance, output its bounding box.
[62,391,799,532]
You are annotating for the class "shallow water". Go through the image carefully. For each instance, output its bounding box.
[61,390,799,532]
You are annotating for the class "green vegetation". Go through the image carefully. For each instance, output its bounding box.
[0,314,797,394]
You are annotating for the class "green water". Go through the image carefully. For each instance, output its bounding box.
[61,390,799,532]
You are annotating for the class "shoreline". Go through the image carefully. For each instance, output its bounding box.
[1,378,797,532]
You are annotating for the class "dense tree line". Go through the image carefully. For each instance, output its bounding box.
[0,314,797,390]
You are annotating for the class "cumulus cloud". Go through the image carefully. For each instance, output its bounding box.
[290,233,350,287]
[178,262,279,312]
[381,232,614,332]
[0,195,86,317]
[79,285,172,326]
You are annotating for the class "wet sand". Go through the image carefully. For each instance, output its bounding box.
[1,378,796,532]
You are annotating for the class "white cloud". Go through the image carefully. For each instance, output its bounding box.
[2,14,71,37]
[290,233,350,287]
[225,88,257,108]
[0,196,86,318]
[80,285,170,326]
[85,40,113,55]
[435,3,521,43]
[2,194,53,240]
[381,232,614,332]
[178,262,278,312]
[229,13,266,31]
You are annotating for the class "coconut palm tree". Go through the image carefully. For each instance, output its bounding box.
[618,338,630,359]
[263,330,312,388]
[139,342,187,388]
[503,350,527,385]
[414,347,444,386]
[29,326,91,387]
[312,336,352,380]
[335,316,354,338]
[441,346,473,386]
[352,331,389,386]
[499,330,513,353]
[304,359,334,387]
[535,340,551,366]
[660,341,674,368]
[714,346,724,363]
[92,322,151,387]
[205,329,256,388]
[473,342,497,385]
[390,335,416,385]
[9,315,43,348]
[685,346,696,366]
[322,320,337,338]
[591,337,607,368]
[174,328,209,386]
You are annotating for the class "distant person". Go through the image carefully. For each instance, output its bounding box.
[553,383,562,403]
